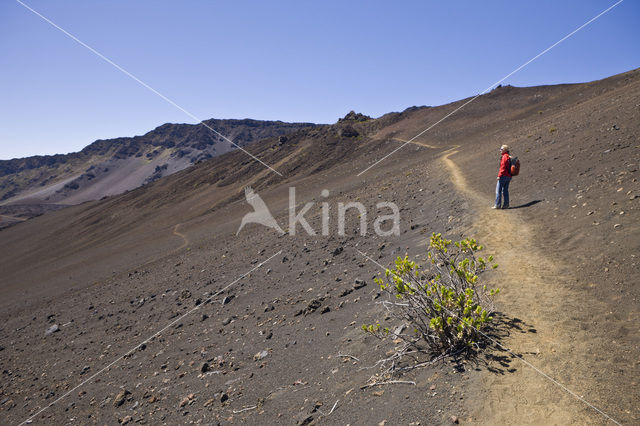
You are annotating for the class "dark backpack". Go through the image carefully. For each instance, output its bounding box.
[509,156,520,176]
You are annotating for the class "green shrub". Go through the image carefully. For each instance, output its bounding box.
[363,233,499,356]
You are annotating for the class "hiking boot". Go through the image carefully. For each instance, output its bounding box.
[492,205,500,209]
[501,205,509,209]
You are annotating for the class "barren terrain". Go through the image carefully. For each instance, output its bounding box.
[0,69,638,425]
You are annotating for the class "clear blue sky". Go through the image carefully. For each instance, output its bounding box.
[1,1,638,160]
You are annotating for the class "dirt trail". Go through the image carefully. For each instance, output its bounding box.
[391,137,442,149]
[172,223,190,250]
[441,150,607,425]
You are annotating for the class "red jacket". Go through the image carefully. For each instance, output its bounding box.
[498,152,512,177]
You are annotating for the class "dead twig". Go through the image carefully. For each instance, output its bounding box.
[360,380,416,389]
[232,405,257,414]
[337,353,360,362]
[394,350,458,372]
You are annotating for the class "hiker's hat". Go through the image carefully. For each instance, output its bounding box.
[500,144,510,152]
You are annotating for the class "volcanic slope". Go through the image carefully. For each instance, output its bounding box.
[0,68,638,424]
[0,118,316,216]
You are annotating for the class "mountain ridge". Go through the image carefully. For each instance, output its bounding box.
[0,118,318,212]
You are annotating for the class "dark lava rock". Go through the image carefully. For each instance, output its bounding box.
[303,298,323,315]
[338,110,371,122]
[353,279,367,290]
[338,126,359,138]
[297,415,314,425]
[339,288,354,297]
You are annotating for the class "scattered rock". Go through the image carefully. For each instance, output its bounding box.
[113,389,131,407]
[200,362,209,373]
[121,415,133,425]
[339,288,354,297]
[353,279,366,290]
[45,324,59,336]
[320,306,331,314]
[222,295,234,305]
[179,393,195,408]
[297,415,314,426]
[306,299,322,314]
[220,392,229,403]
[181,289,191,299]
[222,317,232,326]
[332,247,344,256]
[254,350,269,361]
[451,415,459,424]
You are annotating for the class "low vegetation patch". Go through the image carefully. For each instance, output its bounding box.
[363,233,499,370]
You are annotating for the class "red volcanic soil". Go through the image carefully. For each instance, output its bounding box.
[0,69,638,425]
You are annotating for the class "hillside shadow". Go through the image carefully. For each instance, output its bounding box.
[510,200,543,209]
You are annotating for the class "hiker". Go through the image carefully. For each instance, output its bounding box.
[493,144,512,209]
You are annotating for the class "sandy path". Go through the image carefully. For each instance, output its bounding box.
[441,149,610,425]
[386,136,612,424]
[172,223,190,250]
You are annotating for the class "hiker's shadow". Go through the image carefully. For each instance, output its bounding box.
[463,313,537,375]
[510,200,543,209]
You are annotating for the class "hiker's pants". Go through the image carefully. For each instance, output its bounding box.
[495,176,511,207]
